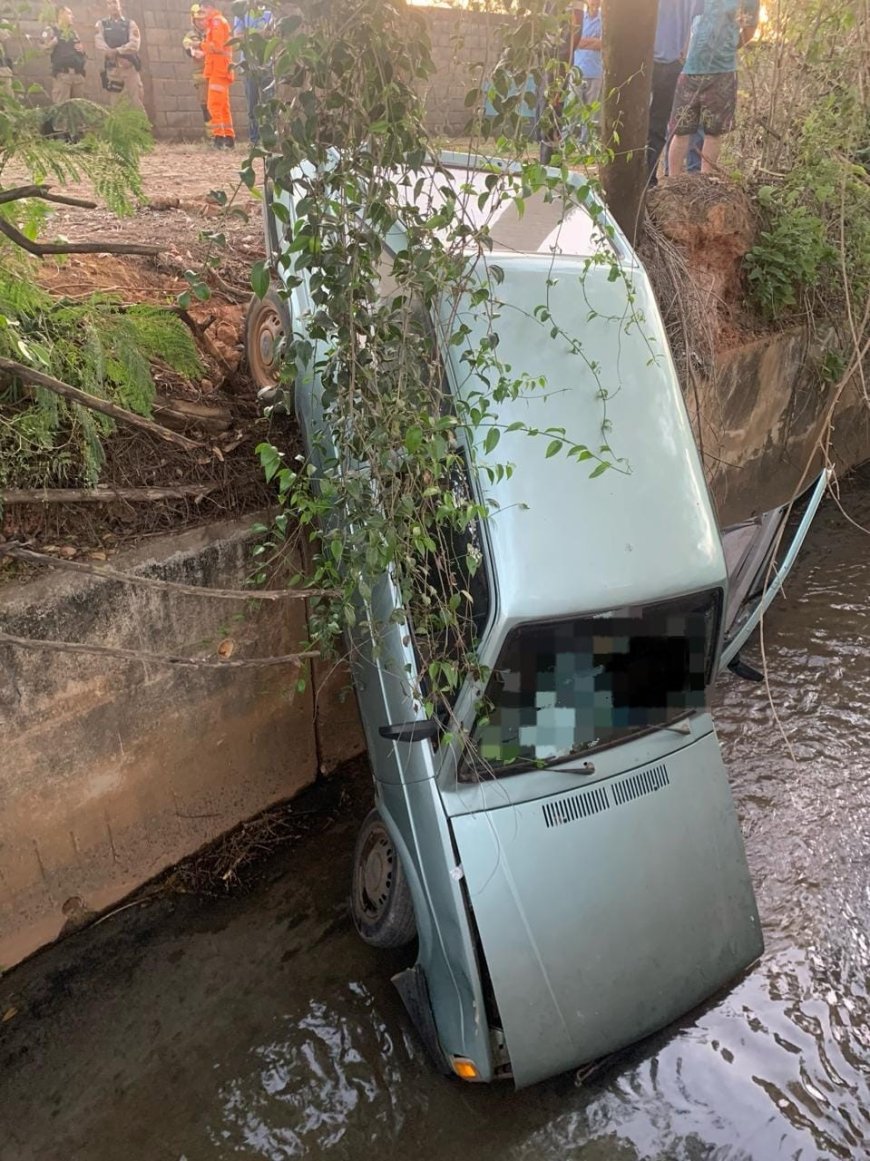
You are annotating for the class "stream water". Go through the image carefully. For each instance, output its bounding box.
[1,473,868,1161]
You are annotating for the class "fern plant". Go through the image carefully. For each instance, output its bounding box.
[0,80,205,493]
[0,272,203,489]
[0,86,152,215]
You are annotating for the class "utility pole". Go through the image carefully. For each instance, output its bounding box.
[600,0,659,245]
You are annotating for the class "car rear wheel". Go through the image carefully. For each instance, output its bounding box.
[351,810,417,949]
[245,288,290,403]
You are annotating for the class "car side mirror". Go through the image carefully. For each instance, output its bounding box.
[378,719,440,743]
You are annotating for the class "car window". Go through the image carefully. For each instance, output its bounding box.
[462,588,721,779]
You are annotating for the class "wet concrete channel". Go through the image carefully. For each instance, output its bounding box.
[1,472,869,1161]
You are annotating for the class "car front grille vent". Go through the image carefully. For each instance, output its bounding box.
[611,763,670,806]
[542,785,610,828]
[542,763,671,829]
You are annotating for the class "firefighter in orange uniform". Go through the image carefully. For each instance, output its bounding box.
[190,4,234,149]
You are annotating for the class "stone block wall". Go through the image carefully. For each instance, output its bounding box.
[5,0,247,138]
[4,2,507,140]
[420,7,508,137]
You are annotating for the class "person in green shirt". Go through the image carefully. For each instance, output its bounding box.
[667,0,759,175]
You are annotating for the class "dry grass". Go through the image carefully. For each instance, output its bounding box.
[637,212,720,386]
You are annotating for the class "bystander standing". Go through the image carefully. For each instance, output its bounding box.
[182,14,209,132]
[41,7,86,106]
[647,0,703,182]
[0,24,14,91]
[41,6,86,139]
[667,0,759,175]
[190,3,235,149]
[95,0,146,115]
[232,4,272,146]
[571,0,602,141]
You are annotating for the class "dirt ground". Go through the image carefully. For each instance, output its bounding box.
[39,144,267,292]
[1,144,285,560]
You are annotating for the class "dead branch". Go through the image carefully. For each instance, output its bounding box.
[0,544,336,601]
[153,396,232,434]
[0,485,215,504]
[0,217,159,257]
[0,184,98,209]
[0,631,318,669]
[0,357,202,451]
[211,270,250,304]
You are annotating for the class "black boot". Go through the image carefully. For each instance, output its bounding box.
[223,136,235,149]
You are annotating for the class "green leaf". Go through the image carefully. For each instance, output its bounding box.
[545,439,562,458]
[589,462,610,478]
[251,261,271,299]
[404,426,423,454]
[484,427,500,454]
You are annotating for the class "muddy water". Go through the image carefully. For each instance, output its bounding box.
[1,477,869,1161]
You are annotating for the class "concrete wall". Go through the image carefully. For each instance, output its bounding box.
[0,518,364,970]
[5,3,505,139]
[691,330,870,527]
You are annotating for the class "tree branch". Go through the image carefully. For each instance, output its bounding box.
[0,184,98,209]
[0,632,318,669]
[0,544,335,601]
[0,357,202,451]
[0,485,214,504]
[0,216,159,257]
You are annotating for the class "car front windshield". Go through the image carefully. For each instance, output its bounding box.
[463,589,722,777]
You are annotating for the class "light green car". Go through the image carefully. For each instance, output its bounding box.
[247,155,828,1088]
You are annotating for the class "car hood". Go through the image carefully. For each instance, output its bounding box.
[450,731,763,1087]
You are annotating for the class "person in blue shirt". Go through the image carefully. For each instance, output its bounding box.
[232,4,272,146]
[571,0,602,142]
[668,0,759,175]
[647,0,703,182]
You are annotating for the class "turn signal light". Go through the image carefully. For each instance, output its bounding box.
[451,1057,479,1081]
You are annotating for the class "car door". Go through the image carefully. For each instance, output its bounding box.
[719,469,829,671]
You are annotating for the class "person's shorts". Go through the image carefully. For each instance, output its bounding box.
[670,71,737,137]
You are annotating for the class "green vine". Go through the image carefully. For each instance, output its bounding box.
[242,0,643,732]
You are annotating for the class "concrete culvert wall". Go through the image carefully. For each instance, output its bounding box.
[0,517,364,970]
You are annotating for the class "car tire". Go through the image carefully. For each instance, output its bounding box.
[350,809,417,949]
[245,287,291,404]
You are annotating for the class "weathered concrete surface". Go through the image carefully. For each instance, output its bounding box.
[690,329,870,525]
[0,518,363,970]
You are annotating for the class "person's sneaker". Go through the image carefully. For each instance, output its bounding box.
[223,137,236,149]
[212,137,223,150]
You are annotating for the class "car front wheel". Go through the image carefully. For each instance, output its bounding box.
[350,809,417,949]
[245,287,291,404]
